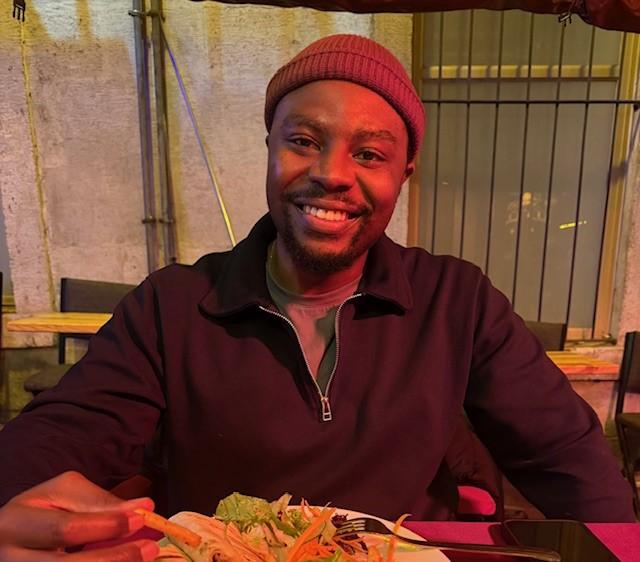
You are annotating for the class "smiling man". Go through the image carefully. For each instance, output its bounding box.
[0,34,633,562]
[266,80,412,287]
[263,38,420,292]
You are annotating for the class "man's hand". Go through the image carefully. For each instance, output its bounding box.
[0,471,160,561]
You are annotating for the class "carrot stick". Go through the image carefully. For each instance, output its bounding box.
[385,514,411,562]
[286,508,335,562]
[134,508,202,547]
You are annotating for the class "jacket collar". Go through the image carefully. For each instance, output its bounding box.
[199,214,413,316]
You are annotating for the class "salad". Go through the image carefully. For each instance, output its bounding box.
[152,492,403,562]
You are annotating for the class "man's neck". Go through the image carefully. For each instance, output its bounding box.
[269,239,366,296]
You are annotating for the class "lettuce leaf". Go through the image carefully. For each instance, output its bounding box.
[215,492,274,532]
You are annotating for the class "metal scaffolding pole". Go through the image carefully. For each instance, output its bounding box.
[150,0,178,265]
[130,0,161,273]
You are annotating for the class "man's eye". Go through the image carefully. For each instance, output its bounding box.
[291,137,316,149]
[355,150,383,162]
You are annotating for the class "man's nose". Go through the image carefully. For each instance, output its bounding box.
[308,148,355,190]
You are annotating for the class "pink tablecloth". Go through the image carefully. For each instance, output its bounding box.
[404,521,640,562]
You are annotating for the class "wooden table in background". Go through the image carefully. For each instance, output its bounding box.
[547,350,619,379]
[7,312,112,334]
[5,316,621,380]
[547,351,620,426]
[5,317,622,427]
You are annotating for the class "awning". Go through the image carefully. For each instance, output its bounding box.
[190,0,640,33]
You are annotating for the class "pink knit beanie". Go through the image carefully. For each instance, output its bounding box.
[264,34,425,162]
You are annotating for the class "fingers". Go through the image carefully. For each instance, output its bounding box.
[70,539,160,562]
[0,472,154,550]
[18,472,155,514]
[0,503,146,549]
[0,539,160,562]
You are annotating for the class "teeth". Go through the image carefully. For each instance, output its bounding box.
[302,205,349,222]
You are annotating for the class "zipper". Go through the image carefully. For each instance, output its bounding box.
[259,292,362,423]
[321,293,362,420]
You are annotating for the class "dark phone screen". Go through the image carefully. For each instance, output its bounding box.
[502,519,620,562]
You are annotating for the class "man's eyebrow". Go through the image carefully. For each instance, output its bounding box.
[281,116,398,145]
[282,114,326,133]
[352,128,398,144]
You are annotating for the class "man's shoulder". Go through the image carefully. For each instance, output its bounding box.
[394,242,485,283]
[146,249,233,292]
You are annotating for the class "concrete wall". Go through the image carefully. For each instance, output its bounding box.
[616,112,640,342]
[0,1,412,348]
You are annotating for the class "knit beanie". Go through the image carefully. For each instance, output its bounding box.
[264,34,425,162]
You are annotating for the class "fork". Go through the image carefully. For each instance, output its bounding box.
[335,517,561,561]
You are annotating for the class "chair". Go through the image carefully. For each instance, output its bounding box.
[614,331,640,516]
[446,416,504,520]
[524,321,567,351]
[23,277,135,396]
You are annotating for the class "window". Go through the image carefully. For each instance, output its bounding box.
[412,10,639,340]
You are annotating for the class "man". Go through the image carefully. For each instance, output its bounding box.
[0,34,633,561]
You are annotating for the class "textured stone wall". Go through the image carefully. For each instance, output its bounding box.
[0,1,412,348]
[616,106,640,341]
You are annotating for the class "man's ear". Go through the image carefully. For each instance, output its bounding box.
[403,160,416,183]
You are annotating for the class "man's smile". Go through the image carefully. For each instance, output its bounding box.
[292,201,361,235]
[301,205,349,222]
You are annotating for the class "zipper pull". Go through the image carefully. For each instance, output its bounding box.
[320,396,332,422]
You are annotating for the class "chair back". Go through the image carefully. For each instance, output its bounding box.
[524,321,567,351]
[58,278,135,363]
[615,331,640,415]
[61,278,135,313]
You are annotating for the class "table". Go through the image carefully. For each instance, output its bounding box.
[544,351,621,426]
[405,521,639,561]
[2,318,623,376]
[6,316,621,385]
[7,312,112,334]
[547,351,619,379]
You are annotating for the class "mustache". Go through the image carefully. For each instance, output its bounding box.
[284,186,372,216]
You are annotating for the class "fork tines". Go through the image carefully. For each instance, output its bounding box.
[336,519,367,536]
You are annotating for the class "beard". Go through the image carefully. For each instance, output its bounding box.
[280,223,366,273]
[279,203,372,274]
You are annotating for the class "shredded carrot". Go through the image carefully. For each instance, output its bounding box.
[368,545,383,562]
[285,507,336,562]
[385,513,411,562]
[134,508,201,547]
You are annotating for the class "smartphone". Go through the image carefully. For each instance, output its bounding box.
[502,519,619,562]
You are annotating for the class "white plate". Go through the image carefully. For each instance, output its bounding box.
[332,508,450,562]
[155,507,451,562]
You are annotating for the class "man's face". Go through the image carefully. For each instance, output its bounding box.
[266,80,415,276]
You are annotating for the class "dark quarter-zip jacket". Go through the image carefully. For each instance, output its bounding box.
[0,215,634,522]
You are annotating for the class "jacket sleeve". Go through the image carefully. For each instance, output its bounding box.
[0,278,165,507]
[464,275,635,521]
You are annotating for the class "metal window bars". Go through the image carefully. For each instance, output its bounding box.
[416,10,640,341]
